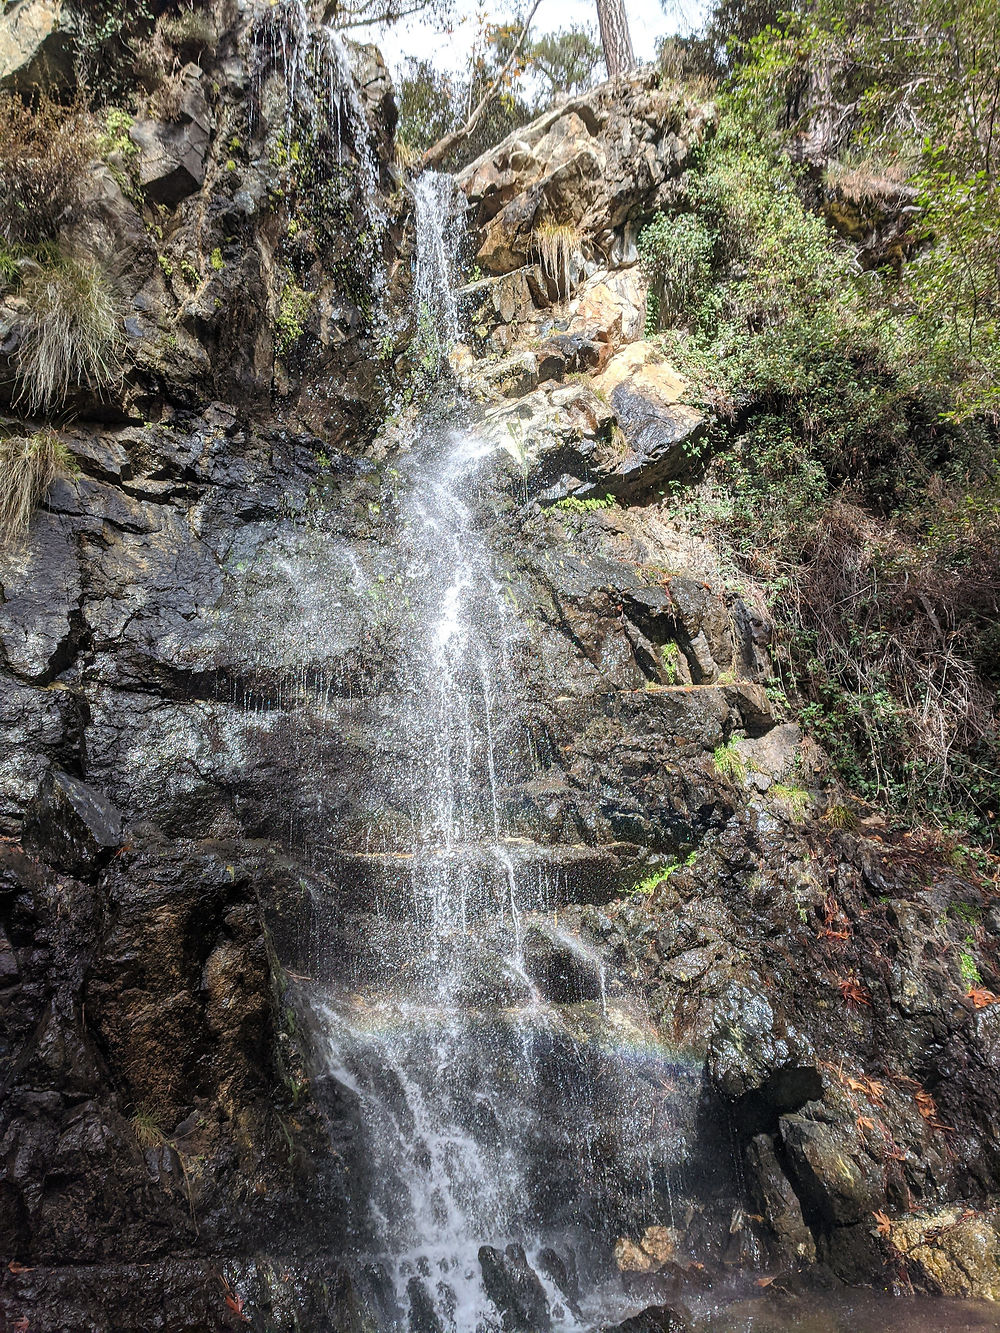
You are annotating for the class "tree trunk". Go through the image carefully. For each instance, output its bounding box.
[596,0,635,77]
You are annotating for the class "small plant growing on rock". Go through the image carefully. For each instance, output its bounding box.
[553,493,615,514]
[276,280,317,357]
[712,740,747,782]
[131,1105,167,1150]
[0,431,78,546]
[629,851,698,896]
[772,783,811,821]
[958,948,983,988]
[825,802,858,830]
[14,258,124,414]
[660,642,681,684]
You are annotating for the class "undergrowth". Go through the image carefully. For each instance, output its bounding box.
[637,94,999,843]
[0,93,93,246]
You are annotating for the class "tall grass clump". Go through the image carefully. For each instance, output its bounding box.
[0,431,77,545]
[14,258,123,414]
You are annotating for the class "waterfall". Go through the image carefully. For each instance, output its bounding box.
[254,175,703,1332]
[248,0,382,219]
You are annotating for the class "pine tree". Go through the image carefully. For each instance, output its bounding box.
[595,0,636,76]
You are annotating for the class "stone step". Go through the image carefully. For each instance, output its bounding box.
[310,838,636,917]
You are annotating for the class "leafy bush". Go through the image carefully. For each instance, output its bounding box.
[14,258,123,414]
[0,94,93,245]
[638,212,713,330]
[640,59,999,838]
[0,431,77,545]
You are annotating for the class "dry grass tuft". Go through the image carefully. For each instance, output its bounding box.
[534,220,581,303]
[0,431,77,545]
[14,258,123,415]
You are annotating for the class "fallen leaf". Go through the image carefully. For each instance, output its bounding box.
[967,987,1000,1009]
[873,1210,892,1237]
[7,1262,34,1274]
[756,1275,777,1287]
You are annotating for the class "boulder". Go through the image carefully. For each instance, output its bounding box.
[0,0,74,93]
[601,1305,688,1333]
[129,65,212,206]
[888,1206,1000,1299]
[591,342,706,498]
[614,1226,684,1274]
[459,74,716,277]
[745,1133,816,1262]
[707,984,822,1133]
[479,1243,551,1332]
[566,267,647,351]
[21,769,123,876]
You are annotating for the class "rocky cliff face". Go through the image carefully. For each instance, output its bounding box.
[1,5,1000,1331]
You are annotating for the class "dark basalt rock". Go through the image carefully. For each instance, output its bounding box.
[601,1306,688,1333]
[21,769,123,877]
[129,65,213,206]
[479,1243,552,1332]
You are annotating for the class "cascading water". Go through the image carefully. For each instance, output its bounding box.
[273,174,710,1332]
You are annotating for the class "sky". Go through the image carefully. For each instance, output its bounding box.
[357,0,709,80]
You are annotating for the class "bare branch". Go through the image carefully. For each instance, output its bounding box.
[421,0,543,170]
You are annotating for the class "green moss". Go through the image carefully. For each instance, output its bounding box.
[553,493,616,514]
[158,255,174,279]
[276,281,316,356]
[209,247,224,271]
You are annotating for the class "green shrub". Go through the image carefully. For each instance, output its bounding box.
[0,94,94,246]
[15,258,123,414]
[0,431,78,545]
[637,211,713,330]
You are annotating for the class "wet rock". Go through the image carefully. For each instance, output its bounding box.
[745,1134,816,1263]
[888,1206,1000,1299]
[129,65,212,205]
[21,770,123,877]
[521,924,604,1002]
[537,1247,582,1317]
[707,986,822,1134]
[0,511,80,681]
[0,0,74,93]
[479,1243,551,1332]
[0,675,71,830]
[601,1304,688,1333]
[406,1275,445,1333]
